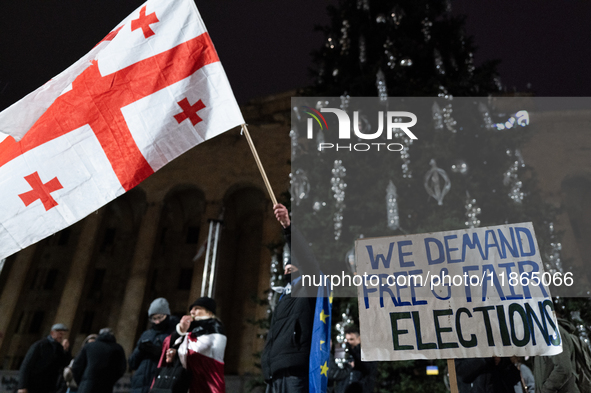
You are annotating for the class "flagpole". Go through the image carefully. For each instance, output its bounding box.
[241,124,278,206]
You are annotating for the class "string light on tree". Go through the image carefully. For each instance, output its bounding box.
[503,149,525,203]
[316,129,325,152]
[390,116,414,178]
[438,86,457,132]
[326,36,335,50]
[421,18,432,42]
[478,102,493,130]
[384,38,396,69]
[400,58,413,67]
[434,49,445,75]
[464,192,481,228]
[291,169,310,206]
[340,20,350,55]
[451,159,468,175]
[335,306,354,369]
[376,69,388,103]
[289,126,299,159]
[432,102,444,130]
[546,222,563,274]
[340,93,350,111]
[331,160,347,240]
[466,52,475,75]
[359,35,367,64]
[386,180,400,230]
[390,5,404,25]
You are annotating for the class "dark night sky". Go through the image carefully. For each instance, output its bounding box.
[1,1,591,111]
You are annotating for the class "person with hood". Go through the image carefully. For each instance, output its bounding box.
[129,298,178,393]
[71,328,127,393]
[17,323,72,393]
[166,296,226,393]
[63,334,98,393]
[533,316,579,393]
[262,203,320,393]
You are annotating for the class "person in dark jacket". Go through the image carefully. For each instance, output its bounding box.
[262,203,319,393]
[129,298,178,393]
[150,347,190,393]
[456,357,521,393]
[18,323,72,393]
[533,318,579,393]
[337,326,377,393]
[71,328,127,393]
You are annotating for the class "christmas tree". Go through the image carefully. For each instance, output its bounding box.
[285,0,585,392]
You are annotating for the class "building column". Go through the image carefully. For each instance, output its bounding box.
[53,209,105,335]
[116,201,162,355]
[0,244,38,351]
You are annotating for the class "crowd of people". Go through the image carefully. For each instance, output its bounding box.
[16,296,225,393]
[13,204,583,393]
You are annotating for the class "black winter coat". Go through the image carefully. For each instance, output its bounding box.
[150,359,190,393]
[455,357,521,393]
[18,336,72,393]
[261,225,319,381]
[72,332,127,393]
[337,345,377,393]
[129,315,178,393]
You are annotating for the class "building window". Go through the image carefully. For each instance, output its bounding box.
[87,268,106,298]
[80,311,95,334]
[29,269,40,290]
[178,268,193,290]
[28,311,45,334]
[100,228,117,252]
[14,312,24,334]
[186,226,200,244]
[44,269,58,290]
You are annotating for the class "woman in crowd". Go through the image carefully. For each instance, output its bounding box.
[168,297,226,393]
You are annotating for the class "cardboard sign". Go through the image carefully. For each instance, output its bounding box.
[356,222,564,360]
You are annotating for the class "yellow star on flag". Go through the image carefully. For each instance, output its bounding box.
[320,361,329,376]
[320,340,325,349]
[319,309,328,323]
[329,291,334,304]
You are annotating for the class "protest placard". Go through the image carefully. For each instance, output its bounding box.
[356,222,565,361]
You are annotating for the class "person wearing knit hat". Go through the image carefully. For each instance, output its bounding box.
[163,296,226,393]
[17,325,72,393]
[129,298,178,393]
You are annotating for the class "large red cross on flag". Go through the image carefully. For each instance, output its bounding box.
[0,0,244,260]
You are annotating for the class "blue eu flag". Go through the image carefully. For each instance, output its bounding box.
[309,274,332,393]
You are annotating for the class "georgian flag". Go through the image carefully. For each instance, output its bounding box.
[0,0,244,259]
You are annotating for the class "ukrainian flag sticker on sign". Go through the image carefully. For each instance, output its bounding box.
[426,365,439,375]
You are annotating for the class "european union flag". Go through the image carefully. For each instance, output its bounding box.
[309,273,332,393]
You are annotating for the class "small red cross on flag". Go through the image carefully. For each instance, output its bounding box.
[131,5,159,38]
[174,98,206,126]
[18,172,64,211]
[0,0,244,259]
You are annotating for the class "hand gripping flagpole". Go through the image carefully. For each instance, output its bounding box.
[241,124,278,206]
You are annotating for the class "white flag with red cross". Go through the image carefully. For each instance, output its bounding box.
[0,0,244,260]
